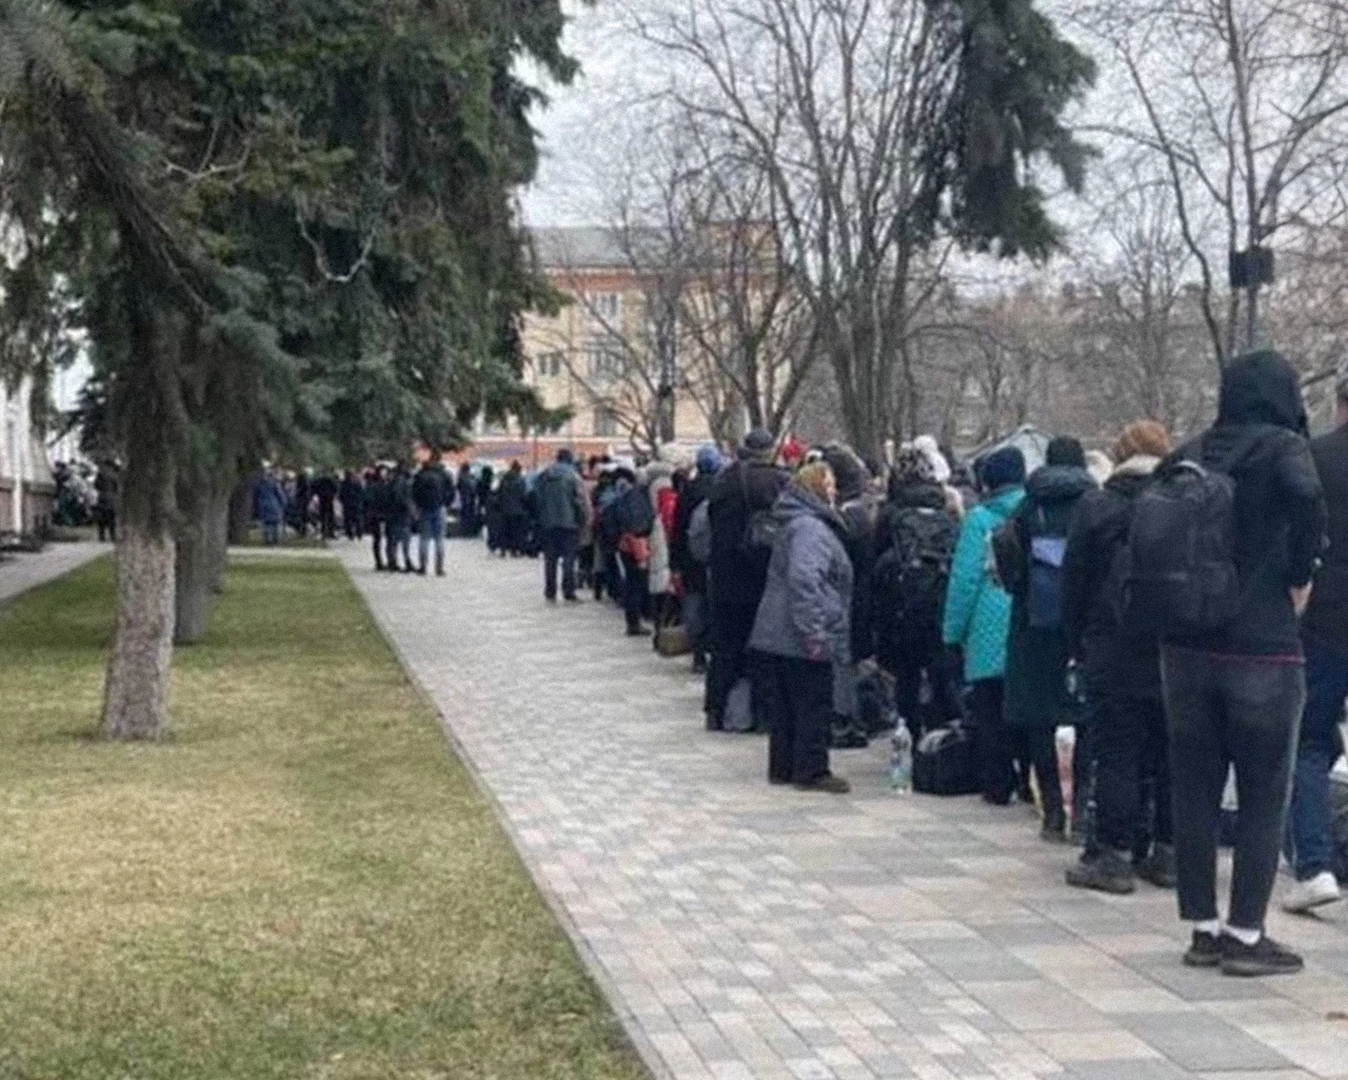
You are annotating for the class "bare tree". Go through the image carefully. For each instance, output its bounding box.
[1073,0,1348,364]
[632,0,1092,457]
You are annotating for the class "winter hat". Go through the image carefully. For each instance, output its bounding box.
[911,435,952,483]
[820,444,869,502]
[741,428,776,461]
[1045,435,1087,468]
[891,446,937,487]
[696,445,723,475]
[1112,420,1171,463]
[979,446,1026,490]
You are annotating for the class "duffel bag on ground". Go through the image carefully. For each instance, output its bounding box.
[913,722,981,796]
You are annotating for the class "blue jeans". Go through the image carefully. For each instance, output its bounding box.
[1287,635,1348,880]
[262,519,281,545]
[419,507,446,574]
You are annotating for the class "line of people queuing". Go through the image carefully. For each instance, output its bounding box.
[534,350,1345,981]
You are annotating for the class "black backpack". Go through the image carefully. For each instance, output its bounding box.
[1117,457,1241,637]
[875,507,956,653]
[913,722,981,796]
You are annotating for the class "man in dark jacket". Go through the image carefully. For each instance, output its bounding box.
[412,458,450,576]
[1284,376,1348,914]
[312,471,339,540]
[364,466,387,569]
[339,471,364,540]
[1063,421,1174,895]
[497,462,530,556]
[705,430,788,730]
[456,463,479,537]
[671,446,721,672]
[383,463,415,573]
[1163,351,1327,977]
[534,448,589,602]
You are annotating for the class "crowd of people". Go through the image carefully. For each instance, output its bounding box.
[254,348,1346,980]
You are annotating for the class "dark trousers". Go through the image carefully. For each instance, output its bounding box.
[1163,646,1305,930]
[971,678,1013,802]
[318,498,336,539]
[368,519,384,567]
[97,509,116,542]
[543,526,579,600]
[760,653,833,784]
[706,599,760,723]
[618,551,648,631]
[888,634,962,743]
[1013,724,1066,826]
[505,513,529,555]
[343,505,362,540]
[1287,634,1348,880]
[1093,693,1171,856]
[385,521,412,571]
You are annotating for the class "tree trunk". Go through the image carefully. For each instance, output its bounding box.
[227,478,252,546]
[102,517,176,740]
[174,491,211,646]
[206,480,231,595]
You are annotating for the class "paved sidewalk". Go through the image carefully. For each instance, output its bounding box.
[0,541,110,605]
[344,541,1348,1080]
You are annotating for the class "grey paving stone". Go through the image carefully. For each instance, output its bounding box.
[0,540,110,604]
[1117,1012,1293,1072]
[343,545,1348,1080]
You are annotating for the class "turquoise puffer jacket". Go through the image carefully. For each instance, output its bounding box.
[942,486,1025,683]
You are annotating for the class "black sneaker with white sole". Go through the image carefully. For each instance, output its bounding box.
[1182,930,1222,968]
[1220,933,1304,977]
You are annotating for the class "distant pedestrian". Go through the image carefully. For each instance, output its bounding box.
[340,470,365,540]
[383,463,415,573]
[364,466,387,570]
[705,429,788,731]
[252,468,286,546]
[497,462,530,557]
[534,448,589,602]
[313,470,339,540]
[412,457,451,576]
[1283,374,1348,916]
[94,460,119,542]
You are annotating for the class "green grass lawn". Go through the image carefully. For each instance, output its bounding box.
[0,557,648,1080]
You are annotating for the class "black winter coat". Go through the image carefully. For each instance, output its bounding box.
[837,492,883,662]
[670,472,715,592]
[706,460,788,610]
[1306,424,1348,653]
[1004,464,1096,729]
[497,471,529,518]
[1171,352,1327,657]
[411,466,449,512]
[1062,457,1162,700]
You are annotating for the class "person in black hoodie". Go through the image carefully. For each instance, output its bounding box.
[873,446,963,742]
[497,462,530,557]
[705,430,788,730]
[339,470,364,540]
[1284,376,1348,914]
[364,466,387,569]
[1000,436,1097,842]
[1163,350,1327,977]
[312,470,339,539]
[1063,420,1175,895]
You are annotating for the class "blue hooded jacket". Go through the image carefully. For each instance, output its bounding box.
[942,485,1024,681]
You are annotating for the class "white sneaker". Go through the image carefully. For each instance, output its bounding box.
[1283,871,1342,914]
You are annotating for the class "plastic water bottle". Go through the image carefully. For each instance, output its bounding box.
[890,720,913,792]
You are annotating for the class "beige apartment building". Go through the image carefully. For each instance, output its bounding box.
[511,226,716,451]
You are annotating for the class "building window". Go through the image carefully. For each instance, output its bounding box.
[593,404,620,438]
[586,342,624,381]
[590,292,621,321]
[550,353,563,377]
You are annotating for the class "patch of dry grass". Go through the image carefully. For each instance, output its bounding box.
[0,558,648,1080]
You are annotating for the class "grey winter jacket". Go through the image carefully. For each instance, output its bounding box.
[750,484,854,664]
[534,461,588,531]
